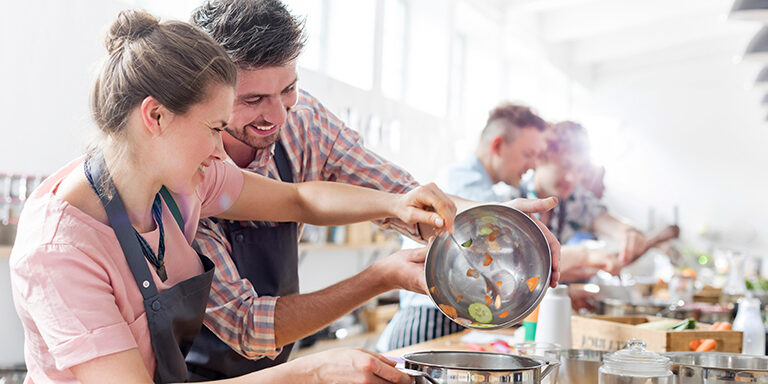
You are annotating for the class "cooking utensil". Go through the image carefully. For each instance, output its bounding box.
[664,352,768,383]
[447,233,500,300]
[402,351,559,384]
[426,204,551,329]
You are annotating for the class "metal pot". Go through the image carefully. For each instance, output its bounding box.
[664,352,768,383]
[596,297,693,319]
[401,351,559,384]
[549,349,609,384]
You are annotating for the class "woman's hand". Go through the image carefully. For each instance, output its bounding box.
[394,183,456,233]
[284,348,412,384]
[504,197,562,288]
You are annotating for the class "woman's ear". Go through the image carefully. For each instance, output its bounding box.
[139,96,165,136]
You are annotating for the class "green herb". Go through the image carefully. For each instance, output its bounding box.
[460,238,473,247]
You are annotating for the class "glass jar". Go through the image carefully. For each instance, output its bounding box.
[599,339,673,384]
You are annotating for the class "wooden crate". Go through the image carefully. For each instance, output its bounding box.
[571,315,742,353]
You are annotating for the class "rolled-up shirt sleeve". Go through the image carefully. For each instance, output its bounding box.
[194,218,282,359]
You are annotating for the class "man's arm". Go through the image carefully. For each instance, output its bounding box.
[591,212,647,264]
[273,248,426,347]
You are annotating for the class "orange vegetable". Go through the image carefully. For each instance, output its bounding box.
[484,295,493,306]
[429,286,436,294]
[496,281,503,289]
[715,322,732,331]
[488,232,497,241]
[499,311,509,318]
[439,304,458,319]
[525,276,540,292]
[709,322,722,330]
[467,268,478,278]
[689,339,702,351]
[456,295,463,302]
[696,339,717,352]
[484,253,493,266]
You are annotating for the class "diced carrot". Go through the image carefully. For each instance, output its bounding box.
[489,232,497,241]
[439,304,458,319]
[484,253,493,266]
[715,322,732,331]
[467,268,477,278]
[484,295,492,306]
[695,339,717,352]
[526,276,540,292]
[499,311,509,318]
[496,281,503,289]
[456,295,463,302]
[689,339,702,351]
[429,286,436,294]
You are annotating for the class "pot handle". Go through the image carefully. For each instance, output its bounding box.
[397,367,440,384]
[541,359,561,380]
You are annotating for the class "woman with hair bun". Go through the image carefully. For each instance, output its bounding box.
[9,9,452,384]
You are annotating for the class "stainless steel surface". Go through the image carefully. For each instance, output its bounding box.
[665,352,768,383]
[399,367,440,384]
[403,351,559,384]
[447,233,499,300]
[596,297,693,319]
[426,204,551,329]
[546,349,609,384]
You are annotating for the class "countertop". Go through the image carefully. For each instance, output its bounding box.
[385,327,520,357]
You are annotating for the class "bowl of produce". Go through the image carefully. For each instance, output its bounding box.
[425,204,551,330]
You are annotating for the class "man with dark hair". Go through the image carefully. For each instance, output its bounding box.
[186,0,561,381]
[377,102,550,350]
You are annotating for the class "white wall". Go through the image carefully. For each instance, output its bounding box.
[590,40,768,254]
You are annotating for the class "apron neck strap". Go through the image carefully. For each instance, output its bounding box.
[84,152,160,299]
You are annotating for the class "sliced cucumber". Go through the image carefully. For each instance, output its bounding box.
[478,227,493,236]
[468,302,493,324]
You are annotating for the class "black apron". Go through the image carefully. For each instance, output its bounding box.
[84,154,215,384]
[186,142,299,380]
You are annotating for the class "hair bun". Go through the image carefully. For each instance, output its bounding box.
[106,10,160,54]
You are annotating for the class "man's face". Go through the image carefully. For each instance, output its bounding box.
[535,152,590,200]
[495,127,546,187]
[226,62,299,150]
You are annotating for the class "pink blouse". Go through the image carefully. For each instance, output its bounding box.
[10,157,243,383]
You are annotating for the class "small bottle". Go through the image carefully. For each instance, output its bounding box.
[599,339,673,384]
[535,284,572,348]
[733,295,765,355]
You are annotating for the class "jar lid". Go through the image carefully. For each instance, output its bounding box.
[602,339,671,377]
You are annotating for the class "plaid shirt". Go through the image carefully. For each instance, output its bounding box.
[195,90,420,359]
[519,173,607,243]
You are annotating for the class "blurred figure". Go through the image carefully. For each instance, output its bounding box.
[377,102,549,350]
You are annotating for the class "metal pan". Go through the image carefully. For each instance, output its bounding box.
[402,350,559,384]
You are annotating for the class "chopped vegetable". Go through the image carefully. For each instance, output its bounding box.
[468,302,494,324]
[480,216,498,224]
[478,227,493,236]
[488,232,497,241]
[670,318,697,331]
[484,295,492,306]
[689,339,702,351]
[461,238,473,248]
[696,339,717,352]
[496,281,502,289]
[455,317,473,326]
[429,286,436,294]
[525,276,540,292]
[439,304,458,319]
[470,323,497,328]
[456,295,463,302]
[467,268,479,278]
[494,294,501,309]
[499,311,509,319]
[483,253,493,266]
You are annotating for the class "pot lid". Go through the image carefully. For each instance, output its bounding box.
[602,339,671,377]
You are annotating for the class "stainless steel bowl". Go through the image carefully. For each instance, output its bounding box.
[403,351,559,384]
[546,349,610,384]
[664,352,768,383]
[426,204,551,330]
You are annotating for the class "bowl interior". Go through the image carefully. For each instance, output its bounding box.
[426,204,551,329]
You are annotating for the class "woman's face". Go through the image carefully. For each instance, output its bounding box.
[158,84,235,195]
[534,152,589,200]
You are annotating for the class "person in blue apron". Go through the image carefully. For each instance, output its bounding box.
[9,10,458,384]
[186,2,564,379]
